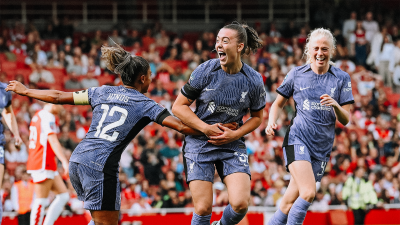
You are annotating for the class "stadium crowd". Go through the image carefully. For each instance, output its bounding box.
[0,6,400,218]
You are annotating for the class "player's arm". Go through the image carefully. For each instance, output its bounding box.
[161,112,238,136]
[320,94,351,125]
[6,81,75,104]
[208,109,263,146]
[48,134,69,175]
[2,105,22,146]
[265,94,288,136]
[172,93,223,137]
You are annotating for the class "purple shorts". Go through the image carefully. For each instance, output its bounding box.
[283,145,327,182]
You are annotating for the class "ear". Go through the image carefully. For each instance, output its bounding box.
[140,74,146,84]
[237,43,245,53]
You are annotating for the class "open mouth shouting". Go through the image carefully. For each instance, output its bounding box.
[218,51,227,62]
[316,56,326,64]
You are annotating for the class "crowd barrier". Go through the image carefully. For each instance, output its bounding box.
[3,205,400,225]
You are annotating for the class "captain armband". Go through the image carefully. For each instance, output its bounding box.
[73,90,89,105]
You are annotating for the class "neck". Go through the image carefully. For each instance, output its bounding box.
[124,84,143,93]
[311,63,329,75]
[221,58,242,74]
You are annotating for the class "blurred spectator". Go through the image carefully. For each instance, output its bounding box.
[150,80,167,97]
[343,11,357,56]
[170,66,186,82]
[309,189,330,212]
[334,28,347,59]
[81,71,99,88]
[160,139,180,159]
[10,169,34,225]
[336,57,356,74]
[124,30,141,47]
[389,40,400,91]
[64,72,83,90]
[108,29,123,46]
[375,36,395,87]
[268,37,283,54]
[29,64,55,84]
[58,17,74,39]
[129,196,152,215]
[58,126,77,151]
[354,21,368,66]
[343,167,378,225]
[142,28,155,51]
[155,30,170,47]
[213,182,228,207]
[91,30,103,48]
[367,27,391,67]
[67,56,86,75]
[25,43,47,67]
[392,25,400,42]
[0,37,9,52]
[58,51,69,68]
[363,12,379,44]
[41,23,58,40]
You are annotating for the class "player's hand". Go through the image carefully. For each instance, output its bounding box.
[61,160,69,176]
[208,124,239,145]
[320,94,339,108]
[14,136,23,148]
[265,122,277,136]
[221,122,239,130]
[5,81,27,95]
[202,124,224,138]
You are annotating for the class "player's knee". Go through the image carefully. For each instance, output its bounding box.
[300,189,316,202]
[194,203,212,216]
[231,199,249,214]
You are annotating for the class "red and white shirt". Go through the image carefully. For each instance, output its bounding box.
[26,110,58,172]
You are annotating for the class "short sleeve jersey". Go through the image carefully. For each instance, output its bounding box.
[181,59,266,154]
[276,64,354,161]
[0,82,12,145]
[27,110,58,171]
[69,86,170,174]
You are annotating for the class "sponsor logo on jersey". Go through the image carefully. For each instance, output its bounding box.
[303,99,331,111]
[303,99,310,110]
[299,146,305,154]
[208,102,216,113]
[344,82,352,92]
[240,92,248,102]
[207,102,239,116]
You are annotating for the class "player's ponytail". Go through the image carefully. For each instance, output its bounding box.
[222,21,263,55]
[101,41,149,86]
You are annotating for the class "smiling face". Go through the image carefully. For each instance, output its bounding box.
[309,35,332,73]
[215,28,243,68]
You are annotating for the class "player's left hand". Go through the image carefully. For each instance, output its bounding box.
[208,124,239,145]
[320,94,339,108]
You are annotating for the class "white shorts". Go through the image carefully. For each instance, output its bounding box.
[28,170,59,183]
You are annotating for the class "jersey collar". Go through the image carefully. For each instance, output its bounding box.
[302,64,337,77]
[213,61,248,77]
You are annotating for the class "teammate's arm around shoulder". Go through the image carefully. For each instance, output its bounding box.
[47,133,69,176]
[6,81,76,105]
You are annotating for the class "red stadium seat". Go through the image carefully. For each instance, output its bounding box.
[387,93,400,107]
[97,75,115,86]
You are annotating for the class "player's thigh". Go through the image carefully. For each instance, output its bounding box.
[279,178,300,214]
[34,179,54,198]
[224,172,251,207]
[288,161,316,195]
[90,210,119,225]
[51,173,68,194]
[189,180,213,214]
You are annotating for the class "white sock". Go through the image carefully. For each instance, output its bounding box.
[43,192,70,225]
[30,198,47,225]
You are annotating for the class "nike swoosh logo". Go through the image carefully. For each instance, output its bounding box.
[300,87,310,91]
[205,88,215,91]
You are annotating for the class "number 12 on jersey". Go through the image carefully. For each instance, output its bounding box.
[94,104,128,141]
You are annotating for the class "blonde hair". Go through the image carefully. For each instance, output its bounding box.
[303,28,336,66]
